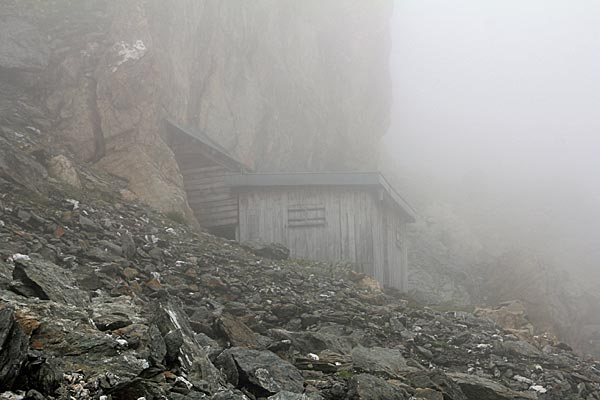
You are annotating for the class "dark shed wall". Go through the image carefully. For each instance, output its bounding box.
[168,134,239,229]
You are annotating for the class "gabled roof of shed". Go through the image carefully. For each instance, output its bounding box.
[165,119,249,171]
[227,172,417,222]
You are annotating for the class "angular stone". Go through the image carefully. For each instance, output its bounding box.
[241,241,290,260]
[47,155,81,188]
[351,346,407,378]
[447,373,537,400]
[216,348,304,395]
[414,388,444,400]
[11,258,88,307]
[268,391,324,400]
[79,215,100,232]
[347,373,408,400]
[0,307,29,390]
[215,313,258,348]
[106,377,166,400]
[499,340,542,358]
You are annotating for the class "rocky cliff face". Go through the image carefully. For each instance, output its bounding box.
[0,0,392,217]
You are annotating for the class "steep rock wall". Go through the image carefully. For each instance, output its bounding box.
[0,0,393,217]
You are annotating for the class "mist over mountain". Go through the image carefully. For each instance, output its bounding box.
[382,0,600,357]
[1,1,600,398]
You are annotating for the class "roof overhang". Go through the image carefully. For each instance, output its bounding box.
[165,119,250,171]
[227,172,417,222]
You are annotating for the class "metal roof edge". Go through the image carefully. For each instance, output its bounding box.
[227,171,417,222]
[165,119,249,171]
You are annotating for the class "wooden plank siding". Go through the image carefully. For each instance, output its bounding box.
[166,127,244,231]
[237,186,409,290]
[181,165,238,228]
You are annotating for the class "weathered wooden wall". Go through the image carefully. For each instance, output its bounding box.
[238,187,408,289]
[169,135,239,229]
[379,199,408,292]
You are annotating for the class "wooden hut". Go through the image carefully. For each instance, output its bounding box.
[227,172,416,291]
[165,120,248,239]
[166,121,416,290]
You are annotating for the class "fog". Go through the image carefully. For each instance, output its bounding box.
[384,1,600,280]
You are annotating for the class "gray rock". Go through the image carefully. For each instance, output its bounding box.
[215,313,258,348]
[447,372,537,400]
[347,373,408,400]
[268,391,324,400]
[0,16,49,70]
[106,377,166,400]
[216,348,304,395]
[47,155,81,188]
[351,346,408,378]
[11,257,88,307]
[210,391,249,400]
[0,307,29,390]
[147,324,166,366]
[121,231,136,259]
[0,137,48,195]
[79,215,100,232]
[93,314,132,332]
[499,340,542,358]
[270,328,353,355]
[164,329,184,364]
[406,371,467,400]
[241,241,290,260]
[24,389,45,400]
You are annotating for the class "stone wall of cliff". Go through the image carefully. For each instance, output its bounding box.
[0,0,393,217]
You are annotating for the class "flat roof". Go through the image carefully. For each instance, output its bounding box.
[227,172,417,222]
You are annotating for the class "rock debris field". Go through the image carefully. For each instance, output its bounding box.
[1,175,600,400]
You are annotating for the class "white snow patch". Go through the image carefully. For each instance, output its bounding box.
[308,353,319,361]
[165,227,177,235]
[151,272,161,281]
[476,343,492,349]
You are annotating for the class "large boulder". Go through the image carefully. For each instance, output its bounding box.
[11,257,88,307]
[447,373,537,400]
[0,137,48,195]
[351,346,408,378]
[346,373,408,400]
[47,155,81,188]
[0,307,29,389]
[216,348,304,396]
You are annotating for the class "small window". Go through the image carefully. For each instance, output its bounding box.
[288,205,326,227]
